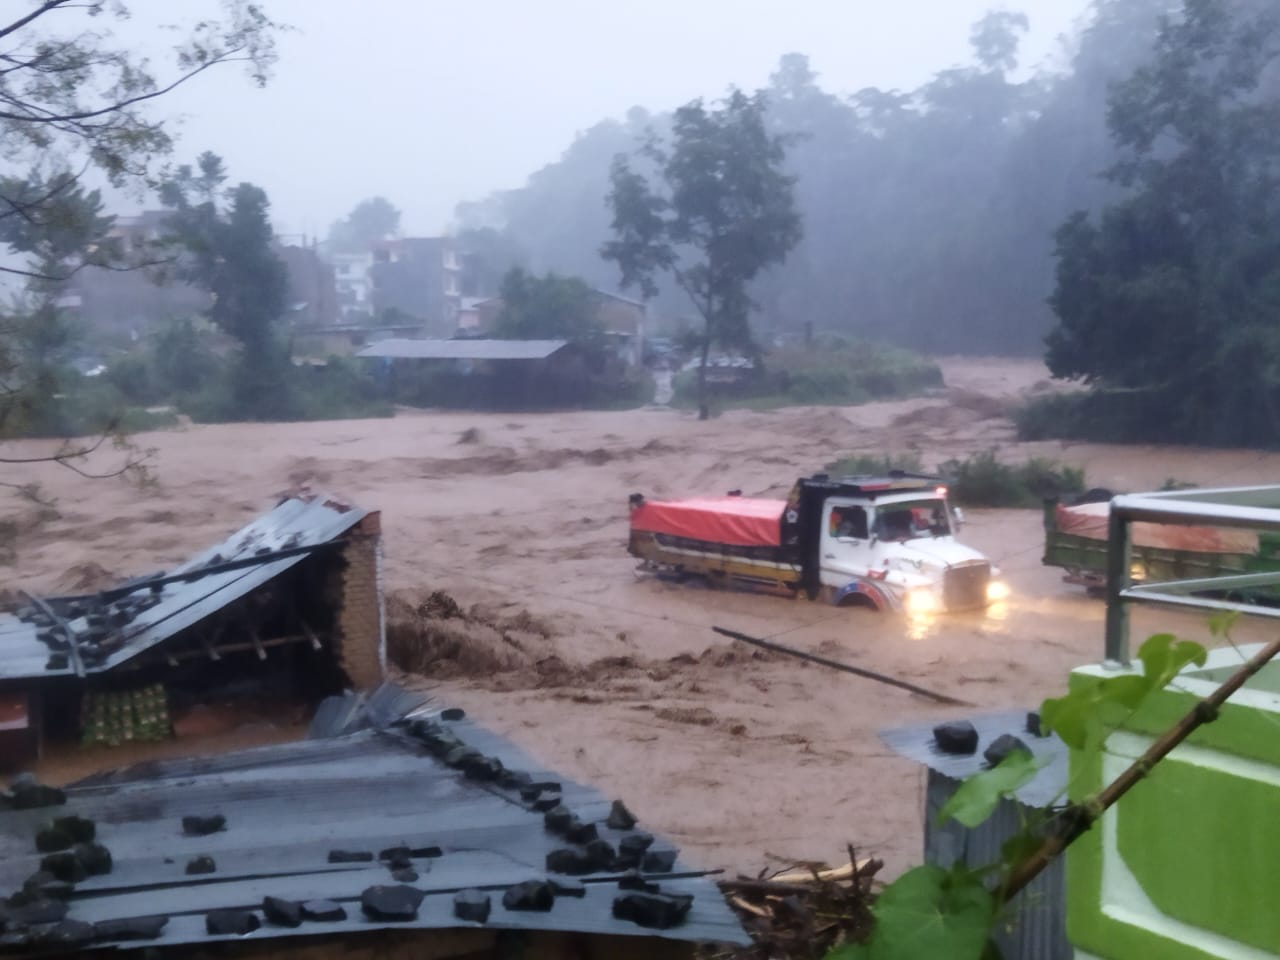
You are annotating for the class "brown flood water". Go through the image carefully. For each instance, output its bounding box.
[6,356,1280,879]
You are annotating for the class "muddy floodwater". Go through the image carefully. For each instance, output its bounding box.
[7,356,1280,878]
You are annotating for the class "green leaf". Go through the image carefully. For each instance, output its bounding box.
[1040,691,1100,751]
[861,865,997,960]
[1137,633,1206,688]
[1135,633,1176,684]
[937,751,1048,828]
[1208,609,1240,638]
[1101,673,1151,710]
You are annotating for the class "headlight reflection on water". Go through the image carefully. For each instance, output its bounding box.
[904,589,938,641]
[901,582,1010,640]
[905,588,939,615]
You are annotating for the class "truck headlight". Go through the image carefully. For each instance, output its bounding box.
[986,581,1010,603]
[905,589,938,615]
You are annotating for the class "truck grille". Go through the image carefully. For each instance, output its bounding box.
[944,561,991,610]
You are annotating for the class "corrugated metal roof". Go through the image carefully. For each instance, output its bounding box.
[356,338,568,361]
[0,699,747,953]
[592,289,645,308]
[878,709,1069,809]
[0,496,368,682]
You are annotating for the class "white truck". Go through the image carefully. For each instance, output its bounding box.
[628,472,1005,614]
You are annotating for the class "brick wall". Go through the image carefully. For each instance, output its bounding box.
[334,512,385,691]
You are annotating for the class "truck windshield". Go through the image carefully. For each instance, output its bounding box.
[872,499,951,541]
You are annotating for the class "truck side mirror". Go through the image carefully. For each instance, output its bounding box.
[953,507,966,528]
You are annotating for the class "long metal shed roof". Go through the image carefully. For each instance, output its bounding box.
[356,338,568,361]
[0,697,747,953]
[0,496,368,682]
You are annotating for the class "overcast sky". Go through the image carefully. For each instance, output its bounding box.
[143,0,1093,240]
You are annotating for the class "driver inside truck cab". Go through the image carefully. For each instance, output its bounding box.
[875,508,914,541]
[830,506,868,539]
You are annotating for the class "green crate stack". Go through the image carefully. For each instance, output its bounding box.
[133,684,171,742]
[80,685,172,747]
[81,691,108,747]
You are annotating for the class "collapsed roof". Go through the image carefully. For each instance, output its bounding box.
[0,496,371,683]
[0,687,747,954]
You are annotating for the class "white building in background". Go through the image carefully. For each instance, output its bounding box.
[332,251,375,321]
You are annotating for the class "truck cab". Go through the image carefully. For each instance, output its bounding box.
[787,474,1003,613]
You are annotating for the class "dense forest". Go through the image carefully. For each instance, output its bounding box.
[453,0,1181,355]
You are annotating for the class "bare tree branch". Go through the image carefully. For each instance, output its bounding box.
[0,252,173,283]
[0,1,77,45]
[0,427,154,484]
[51,449,151,480]
[0,429,110,463]
[0,49,250,125]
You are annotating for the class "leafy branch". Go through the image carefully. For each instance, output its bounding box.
[829,629,1280,959]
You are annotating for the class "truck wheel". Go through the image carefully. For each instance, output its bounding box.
[838,593,879,611]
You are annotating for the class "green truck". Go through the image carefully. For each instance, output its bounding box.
[1043,491,1280,600]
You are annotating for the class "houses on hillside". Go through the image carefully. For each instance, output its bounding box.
[67,213,210,343]
[369,237,462,336]
[63,211,654,367]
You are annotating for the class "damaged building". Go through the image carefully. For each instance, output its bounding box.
[0,495,385,769]
[0,687,747,958]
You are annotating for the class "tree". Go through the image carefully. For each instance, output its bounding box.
[0,174,113,440]
[492,268,600,343]
[0,1,280,283]
[0,1,280,485]
[160,152,292,419]
[604,89,801,418]
[325,196,401,254]
[969,10,1030,73]
[1045,0,1280,445]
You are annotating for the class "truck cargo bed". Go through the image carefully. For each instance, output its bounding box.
[629,496,786,548]
[628,528,802,596]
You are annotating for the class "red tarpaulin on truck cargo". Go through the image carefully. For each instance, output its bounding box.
[1056,502,1259,554]
[630,497,786,548]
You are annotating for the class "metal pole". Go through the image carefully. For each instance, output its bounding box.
[1104,503,1132,665]
[711,626,972,706]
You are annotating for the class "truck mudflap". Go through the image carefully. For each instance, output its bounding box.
[833,579,900,611]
